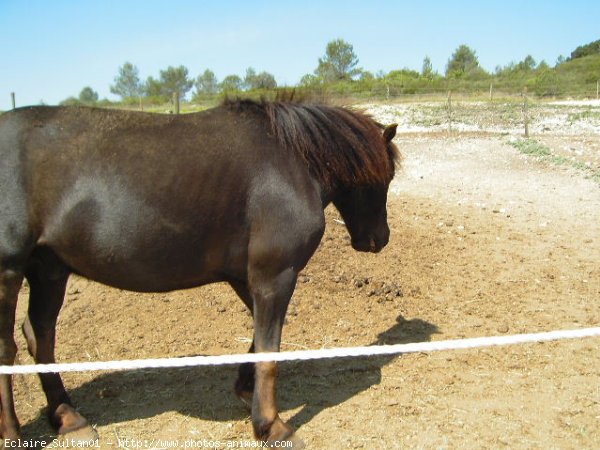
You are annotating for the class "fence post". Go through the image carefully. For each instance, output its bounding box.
[597,80,599,100]
[489,83,493,101]
[173,91,180,114]
[11,92,16,109]
[447,90,452,134]
[522,87,529,138]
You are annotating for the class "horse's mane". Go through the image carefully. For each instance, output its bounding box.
[224,98,400,188]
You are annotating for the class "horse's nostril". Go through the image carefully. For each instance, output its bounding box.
[369,238,377,251]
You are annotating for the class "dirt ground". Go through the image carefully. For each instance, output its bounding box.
[10,101,600,449]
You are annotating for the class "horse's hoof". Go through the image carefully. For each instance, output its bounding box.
[52,403,91,434]
[47,425,99,448]
[264,422,305,449]
[284,433,305,449]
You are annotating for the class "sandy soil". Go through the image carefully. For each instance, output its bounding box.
[9,103,600,449]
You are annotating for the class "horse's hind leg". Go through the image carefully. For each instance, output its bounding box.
[234,339,255,408]
[0,267,24,441]
[22,254,97,440]
[229,280,255,408]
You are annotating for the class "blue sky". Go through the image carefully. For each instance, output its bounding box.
[1,0,598,109]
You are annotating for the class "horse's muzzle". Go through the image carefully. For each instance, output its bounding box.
[351,236,386,253]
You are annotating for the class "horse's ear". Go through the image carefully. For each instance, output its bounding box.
[383,123,398,143]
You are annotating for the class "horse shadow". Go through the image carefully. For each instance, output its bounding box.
[20,314,438,444]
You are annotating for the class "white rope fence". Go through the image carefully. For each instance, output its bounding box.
[1,326,599,375]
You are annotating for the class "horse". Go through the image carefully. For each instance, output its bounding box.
[0,98,399,447]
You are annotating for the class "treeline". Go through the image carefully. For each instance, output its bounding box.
[61,64,278,107]
[62,38,600,107]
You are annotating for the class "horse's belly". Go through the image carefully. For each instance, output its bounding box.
[48,230,226,291]
[55,232,244,292]
[38,189,247,292]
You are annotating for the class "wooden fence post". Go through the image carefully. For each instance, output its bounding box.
[173,91,180,114]
[489,83,493,101]
[11,92,16,109]
[447,90,453,134]
[522,88,529,138]
[597,80,599,100]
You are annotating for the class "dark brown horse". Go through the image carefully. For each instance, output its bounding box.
[0,99,399,447]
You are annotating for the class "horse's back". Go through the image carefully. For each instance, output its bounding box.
[0,105,324,290]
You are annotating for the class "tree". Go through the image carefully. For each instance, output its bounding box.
[110,62,142,99]
[422,56,433,78]
[533,67,559,96]
[516,55,536,72]
[194,69,219,96]
[254,71,277,89]
[569,39,600,60]
[446,44,480,77]
[244,67,277,90]
[59,96,80,106]
[299,73,319,87]
[359,71,375,82]
[78,86,98,104]
[315,39,361,82]
[158,65,194,100]
[220,75,243,93]
[537,60,550,71]
[144,76,164,98]
[243,67,258,90]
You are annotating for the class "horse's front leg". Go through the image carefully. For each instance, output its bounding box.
[249,267,304,449]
